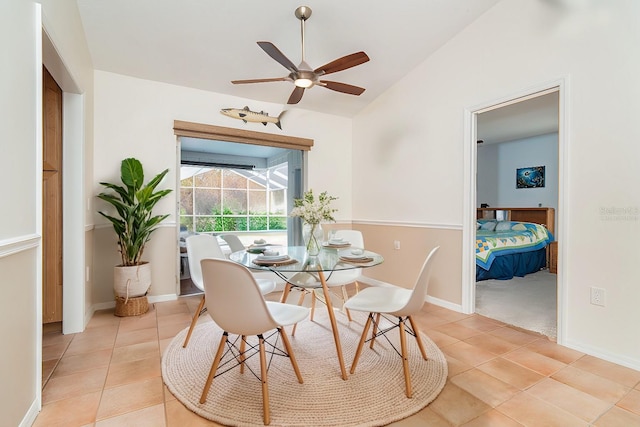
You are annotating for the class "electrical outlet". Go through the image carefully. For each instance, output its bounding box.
[590,287,605,306]
[394,240,400,250]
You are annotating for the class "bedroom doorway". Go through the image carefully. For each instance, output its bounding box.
[465,82,566,341]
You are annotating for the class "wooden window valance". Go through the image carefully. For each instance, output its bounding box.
[173,120,314,151]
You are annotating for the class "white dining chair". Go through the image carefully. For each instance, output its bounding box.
[344,246,439,398]
[198,258,309,425]
[220,233,246,253]
[183,234,276,348]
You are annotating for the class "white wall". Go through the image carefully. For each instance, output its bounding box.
[353,0,640,369]
[477,133,558,211]
[92,71,353,302]
[0,3,40,425]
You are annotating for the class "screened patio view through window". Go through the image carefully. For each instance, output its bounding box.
[180,163,288,237]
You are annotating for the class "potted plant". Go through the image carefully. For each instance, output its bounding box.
[98,157,172,315]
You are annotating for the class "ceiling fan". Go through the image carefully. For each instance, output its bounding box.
[231,6,370,105]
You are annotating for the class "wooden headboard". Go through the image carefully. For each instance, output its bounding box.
[477,207,555,236]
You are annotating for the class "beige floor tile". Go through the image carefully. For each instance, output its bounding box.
[616,388,640,415]
[42,330,75,347]
[43,366,108,403]
[52,348,113,377]
[388,407,450,426]
[429,383,491,426]
[110,340,160,365]
[42,359,59,384]
[165,399,223,426]
[502,347,566,376]
[594,405,640,427]
[86,310,121,329]
[552,365,630,404]
[65,325,118,356]
[527,378,611,422]
[451,368,520,407]
[456,315,505,332]
[441,340,497,367]
[497,392,589,427]
[464,333,521,356]
[572,355,640,388]
[118,309,158,333]
[445,354,474,378]
[43,341,72,362]
[95,403,166,427]
[33,391,102,427]
[104,355,161,388]
[114,326,158,348]
[158,320,191,341]
[488,327,541,347]
[155,300,192,317]
[477,357,545,390]
[424,328,461,348]
[524,338,584,364]
[461,409,524,427]
[96,376,164,421]
[432,322,484,341]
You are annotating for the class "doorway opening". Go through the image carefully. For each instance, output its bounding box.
[464,81,566,342]
[173,121,313,296]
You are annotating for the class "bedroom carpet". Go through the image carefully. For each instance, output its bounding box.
[475,270,557,338]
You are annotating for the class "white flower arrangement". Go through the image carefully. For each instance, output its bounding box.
[290,189,338,225]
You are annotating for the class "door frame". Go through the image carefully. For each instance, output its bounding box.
[462,77,569,344]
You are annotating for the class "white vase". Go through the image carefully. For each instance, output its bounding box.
[113,263,152,300]
[303,223,323,257]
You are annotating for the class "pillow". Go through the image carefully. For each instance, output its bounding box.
[495,221,513,231]
[480,221,497,231]
[511,223,527,231]
[476,222,481,230]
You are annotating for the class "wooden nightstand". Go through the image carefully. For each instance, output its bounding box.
[549,241,558,274]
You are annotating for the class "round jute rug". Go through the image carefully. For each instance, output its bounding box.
[162,309,447,427]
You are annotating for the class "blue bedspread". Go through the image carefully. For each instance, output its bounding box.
[476,221,553,271]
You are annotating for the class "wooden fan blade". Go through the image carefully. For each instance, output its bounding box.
[314,52,370,76]
[231,77,288,84]
[287,87,305,104]
[319,80,366,96]
[257,41,298,73]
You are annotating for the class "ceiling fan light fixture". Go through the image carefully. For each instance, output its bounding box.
[294,77,314,88]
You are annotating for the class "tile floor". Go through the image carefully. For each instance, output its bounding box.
[37,289,640,427]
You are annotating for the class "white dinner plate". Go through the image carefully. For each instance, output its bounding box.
[256,254,289,262]
[339,253,368,260]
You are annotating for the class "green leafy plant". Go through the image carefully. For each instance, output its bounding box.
[98,158,172,266]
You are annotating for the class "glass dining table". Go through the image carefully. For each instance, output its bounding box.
[229,245,384,380]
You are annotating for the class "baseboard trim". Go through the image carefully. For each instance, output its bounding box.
[562,339,640,372]
[426,295,463,312]
[19,397,40,427]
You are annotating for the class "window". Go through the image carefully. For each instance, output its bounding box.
[179,163,288,234]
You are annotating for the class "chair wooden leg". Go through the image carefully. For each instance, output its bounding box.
[310,290,316,321]
[258,335,270,425]
[279,327,303,383]
[291,290,308,336]
[350,313,372,374]
[408,316,428,360]
[239,336,246,374]
[280,282,292,303]
[200,332,227,404]
[399,319,412,398]
[369,313,381,349]
[341,286,353,321]
[183,295,206,348]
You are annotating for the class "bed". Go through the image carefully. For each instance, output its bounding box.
[476,207,555,281]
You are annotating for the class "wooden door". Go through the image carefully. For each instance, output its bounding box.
[42,66,63,324]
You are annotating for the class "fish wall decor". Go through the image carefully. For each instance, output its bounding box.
[220,106,286,129]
